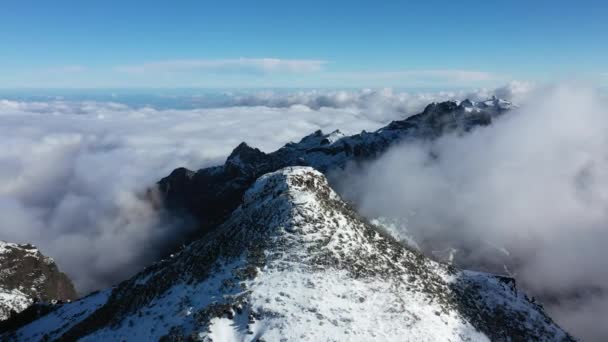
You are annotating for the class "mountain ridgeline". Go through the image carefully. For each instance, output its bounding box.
[159,97,512,240]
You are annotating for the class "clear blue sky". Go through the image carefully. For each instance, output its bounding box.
[1,0,606,88]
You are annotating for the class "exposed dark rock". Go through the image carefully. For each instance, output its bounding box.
[0,241,77,321]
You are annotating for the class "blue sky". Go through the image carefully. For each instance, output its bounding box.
[1,0,607,88]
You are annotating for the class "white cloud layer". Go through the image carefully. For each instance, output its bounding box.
[332,84,608,341]
[220,82,533,114]
[114,58,327,74]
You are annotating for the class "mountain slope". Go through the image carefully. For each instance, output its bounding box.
[0,241,76,321]
[4,167,572,341]
[159,97,511,240]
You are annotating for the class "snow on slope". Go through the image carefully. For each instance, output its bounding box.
[5,167,572,341]
[0,289,31,322]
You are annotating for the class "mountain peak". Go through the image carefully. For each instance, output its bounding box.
[422,100,460,114]
[460,99,474,107]
[225,142,267,176]
[5,167,572,341]
[243,166,327,205]
[226,142,262,161]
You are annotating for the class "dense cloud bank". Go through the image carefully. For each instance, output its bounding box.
[333,85,608,341]
[223,82,533,116]
[0,86,525,293]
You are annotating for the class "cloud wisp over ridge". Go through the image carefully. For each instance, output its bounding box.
[332,84,608,341]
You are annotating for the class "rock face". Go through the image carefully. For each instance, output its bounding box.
[3,167,572,341]
[0,241,77,321]
[159,98,511,240]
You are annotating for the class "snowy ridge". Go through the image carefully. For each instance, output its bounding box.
[5,167,572,341]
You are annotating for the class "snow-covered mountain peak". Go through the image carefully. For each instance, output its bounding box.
[242,166,333,205]
[4,167,573,341]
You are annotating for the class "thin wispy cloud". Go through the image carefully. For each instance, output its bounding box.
[114,58,327,74]
[320,69,503,87]
[3,59,508,88]
[3,59,506,88]
[40,65,88,74]
[109,63,502,88]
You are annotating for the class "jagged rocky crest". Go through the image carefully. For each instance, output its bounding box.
[3,167,572,341]
[0,241,76,321]
[159,98,512,241]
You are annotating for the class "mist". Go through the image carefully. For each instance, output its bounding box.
[332,84,608,341]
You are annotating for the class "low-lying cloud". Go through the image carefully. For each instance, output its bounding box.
[221,82,533,115]
[1,87,519,293]
[333,84,608,341]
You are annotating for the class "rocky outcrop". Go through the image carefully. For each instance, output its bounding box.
[0,241,76,321]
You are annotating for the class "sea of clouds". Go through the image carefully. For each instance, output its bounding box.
[2,82,605,340]
[0,85,525,293]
